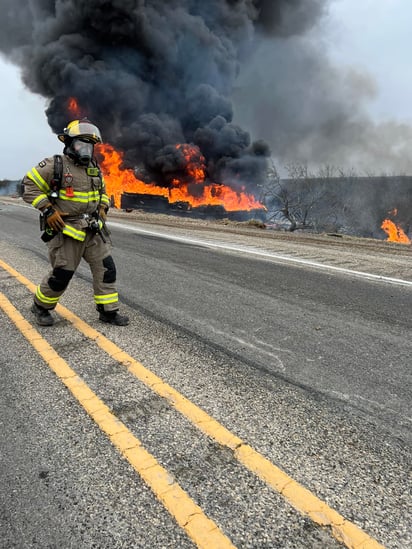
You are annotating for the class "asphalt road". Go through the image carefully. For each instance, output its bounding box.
[0,199,411,548]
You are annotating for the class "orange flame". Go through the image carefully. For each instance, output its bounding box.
[67,97,85,119]
[381,219,411,244]
[97,142,264,211]
[96,144,169,208]
[174,143,206,183]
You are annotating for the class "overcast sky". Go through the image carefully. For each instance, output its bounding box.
[326,0,412,123]
[0,0,411,180]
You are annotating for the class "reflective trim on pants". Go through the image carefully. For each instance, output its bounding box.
[94,292,119,305]
[35,231,119,312]
[35,285,60,307]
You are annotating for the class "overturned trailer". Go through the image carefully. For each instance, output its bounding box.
[120,192,266,222]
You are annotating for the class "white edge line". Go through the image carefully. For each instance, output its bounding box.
[109,221,412,288]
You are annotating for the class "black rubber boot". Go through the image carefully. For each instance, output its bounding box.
[31,302,55,326]
[98,307,129,326]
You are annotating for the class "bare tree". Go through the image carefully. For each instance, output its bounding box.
[258,161,341,231]
[259,161,412,238]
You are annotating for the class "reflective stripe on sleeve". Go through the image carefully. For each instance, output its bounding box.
[101,194,110,207]
[32,194,49,208]
[27,168,50,194]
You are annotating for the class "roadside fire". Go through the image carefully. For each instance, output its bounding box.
[381,219,411,244]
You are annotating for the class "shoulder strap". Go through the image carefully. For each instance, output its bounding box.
[91,157,104,201]
[51,155,63,192]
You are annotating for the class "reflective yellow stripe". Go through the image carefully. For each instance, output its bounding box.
[27,168,50,194]
[32,194,49,208]
[59,189,100,203]
[94,293,119,305]
[101,194,110,206]
[36,286,60,305]
[62,224,86,241]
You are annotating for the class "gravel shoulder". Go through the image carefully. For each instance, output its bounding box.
[107,206,412,282]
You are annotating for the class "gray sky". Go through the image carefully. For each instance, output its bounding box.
[326,0,412,123]
[0,60,57,179]
[0,0,411,180]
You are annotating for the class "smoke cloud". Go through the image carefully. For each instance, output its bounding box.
[233,18,412,176]
[1,0,285,192]
[0,0,409,199]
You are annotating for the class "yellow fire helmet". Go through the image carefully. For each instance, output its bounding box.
[58,119,102,144]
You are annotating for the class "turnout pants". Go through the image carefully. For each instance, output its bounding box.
[34,231,119,312]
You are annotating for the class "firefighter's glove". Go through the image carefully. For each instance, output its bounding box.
[44,206,66,231]
[99,205,108,222]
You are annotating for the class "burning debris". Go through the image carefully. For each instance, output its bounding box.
[96,140,264,212]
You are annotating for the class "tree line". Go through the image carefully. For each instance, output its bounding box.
[258,163,412,238]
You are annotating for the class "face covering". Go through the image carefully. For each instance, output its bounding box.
[71,138,94,165]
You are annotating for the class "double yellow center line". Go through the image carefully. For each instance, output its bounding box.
[0,258,385,549]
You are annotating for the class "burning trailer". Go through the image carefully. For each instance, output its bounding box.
[95,139,267,221]
[120,192,266,222]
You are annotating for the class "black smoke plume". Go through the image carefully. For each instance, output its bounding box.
[2,0,408,203]
[3,0,321,194]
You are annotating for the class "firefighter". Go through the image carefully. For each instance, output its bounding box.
[22,118,129,326]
